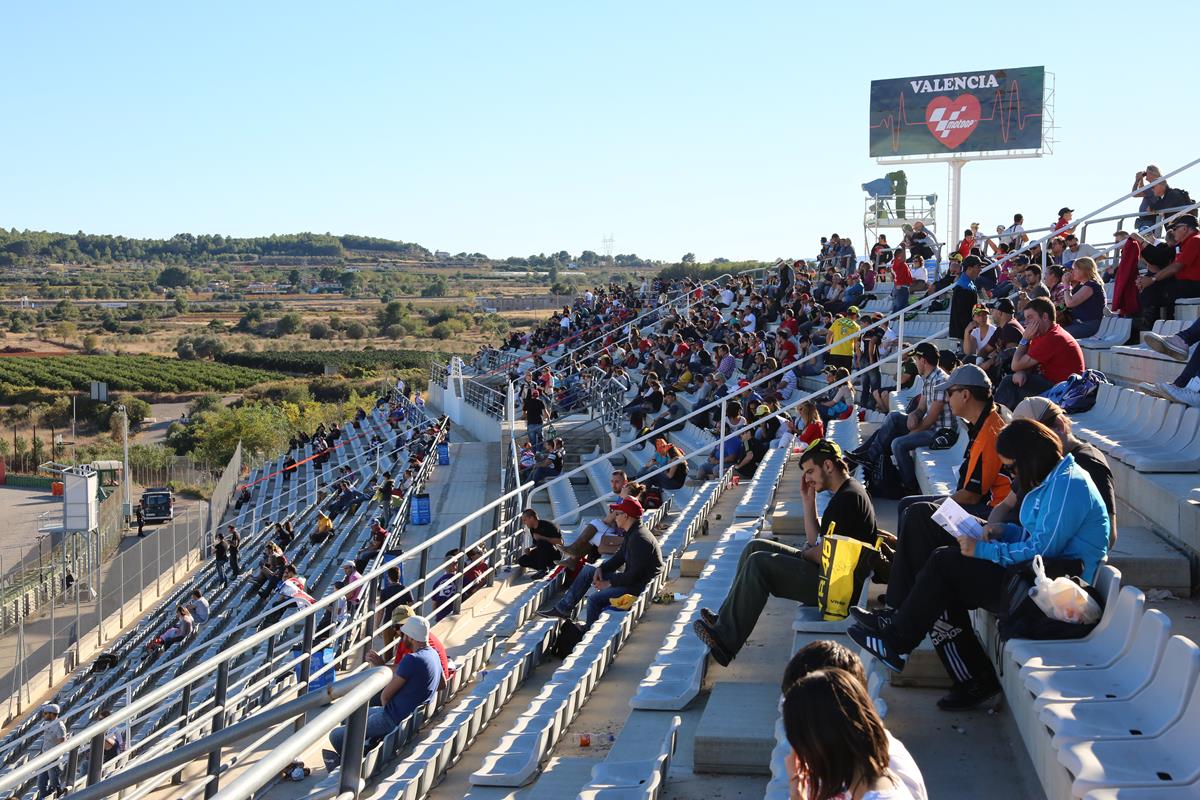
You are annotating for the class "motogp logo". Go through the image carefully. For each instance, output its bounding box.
[924,94,982,150]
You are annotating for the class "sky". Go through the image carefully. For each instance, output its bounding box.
[2,1,1198,263]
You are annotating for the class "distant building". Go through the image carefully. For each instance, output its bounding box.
[246,282,281,294]
[434,250,451,260]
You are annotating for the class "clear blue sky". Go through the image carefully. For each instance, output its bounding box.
[2,1,1197,262]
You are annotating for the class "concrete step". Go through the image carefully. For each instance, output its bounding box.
[770,499,805,536]
[889,636,951,689]
[679,549,706,578]
[1106,526,1192,596]
[693,681,778,775]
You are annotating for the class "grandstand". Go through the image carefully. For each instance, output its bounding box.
[2,161,1200,800]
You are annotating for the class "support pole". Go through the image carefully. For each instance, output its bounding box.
[718,413,727,477]
[947,158,966,261]
[296,615,315,732]
[204,662,229,799]
[338,701,369,799]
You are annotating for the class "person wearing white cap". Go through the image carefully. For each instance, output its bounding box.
[324,614,442,772]
[37,704,66,798]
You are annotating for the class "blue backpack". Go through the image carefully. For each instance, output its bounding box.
[1042,370,1108,414]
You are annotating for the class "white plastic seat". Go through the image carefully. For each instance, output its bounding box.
[1023,610,1171,710]
[1009,586,1143,673]
[1040,636,1200,748]
[1083,782,1200,799]
[1058,674,1200,796]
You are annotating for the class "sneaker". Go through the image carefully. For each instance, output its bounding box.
[849,605,895,633]
[537,607,568,620]
[1138,381,1174,400]
[1163,383,1200,409]
[699,607,718,627]
[691,619,733,667]
[844,450,872,468]
[848,624,907,673]
[936,679,1003,711]
[1143,332,1190,362]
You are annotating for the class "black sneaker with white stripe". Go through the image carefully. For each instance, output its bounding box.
[849,605,895,633]
[848,624,907,673]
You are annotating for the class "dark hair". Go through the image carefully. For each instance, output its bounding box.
[799,440,846,471]
[1023,264,1042,278]
[996,419,1063,494]
[783,669,891,800]
[624,481,646,498]
[1048,264,1065,279]
[781,640,866,693]
[386,566,401,581]
[1025,297,1056,323]
[521,507,538,520]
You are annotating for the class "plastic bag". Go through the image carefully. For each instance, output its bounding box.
[1028,555,1100,625]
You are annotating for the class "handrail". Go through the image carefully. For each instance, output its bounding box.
[0,474,533,794]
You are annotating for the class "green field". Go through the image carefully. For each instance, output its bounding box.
[218,349,437,375]
[0,355,280,394]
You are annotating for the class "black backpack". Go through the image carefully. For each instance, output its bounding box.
[550,620,585,659]
[864,452,906,499]
[996,557,1101,642]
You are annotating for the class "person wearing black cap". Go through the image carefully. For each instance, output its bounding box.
[692,439,878,666]
[539,497,662,626]
[977,298,1024,382]
[1136,214,1200,325]
[846,342,954,495]
[948,256,983,340]
[1052,207,1074,238]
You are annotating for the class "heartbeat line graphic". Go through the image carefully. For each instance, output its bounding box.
[871,80,1042,152]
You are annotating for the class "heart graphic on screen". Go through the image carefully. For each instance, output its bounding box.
[924,94,982,150]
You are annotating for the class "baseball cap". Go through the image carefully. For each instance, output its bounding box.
[801,438,843,462]
[847,305,860,315]
[754,404,771,417]
[1058,206,1074,216]
[42,704,61,715]
[799,292,812,301]
[737,379,750,388]
[401,615,430,642]
[390,604,415,625]
[912,342,939,363]
[990,298,1016,314]
[946,364,992,391]
[342,560,357,570]
[608,497,644,518]
[1171,214,1199,230]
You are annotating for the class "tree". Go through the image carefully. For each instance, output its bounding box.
[681,253,696,264]
[307,321,332,340]
[378,301,406,329]
[82,334,101,354]
[191,404,291,464]
[274,312,303,337]
[157,266,191,288]
[345,321,368,340]
[420,279,447,298]
[52,321,77,343]
[288,269,302,288]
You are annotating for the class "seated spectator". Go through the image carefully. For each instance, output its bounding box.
[557,472,636,566]
[1016,264,1050,310]
[326,615,441,771]
[994,298,1085,410]
[643,438,689,491]
[1137,214,1200,324]
[516,508,563,576]
[783,668,926,800]
[186,588,210,624]
[961,305,995,363]
[850,420,1109,709]
[462,545,490,597]
[846,343,952,495]
[732,425,769,480]
[430,550,461,621]
[816,366,855,423]
[529,438,565,484]
[780,642,928,800]
[785,401,824,451]
[977,298,1023,381]
[650,390,685,434]
[252,543,289,599]
[1142,318,1200,406]
[150,605,194,651]
[234,487,251,510]
[1008,397,1117,547]
[538,497,663,626]
[1061,256,1106,339]
[697,426,744,481]
[367,606,450,680]
[693,440,877,666]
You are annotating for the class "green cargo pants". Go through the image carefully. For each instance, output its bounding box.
[711,538,820,656]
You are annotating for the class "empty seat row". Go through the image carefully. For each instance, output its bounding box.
[734,434,795,519]
[1072,383,1200,473]
[1077,316,1133,350]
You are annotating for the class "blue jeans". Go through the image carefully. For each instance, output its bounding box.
[553,564,630,625]
[527,423,544,447]
[215,559,228,587]
[1173,318,1200,388]
[37,765,61,798]
[327,706,400,767]
[1064,318,1101,340]
[892,286,910,314]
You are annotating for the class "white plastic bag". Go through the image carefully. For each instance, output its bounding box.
[1027,555,1101,625]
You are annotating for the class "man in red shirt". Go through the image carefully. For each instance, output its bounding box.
[994,298,1085,410]
[1051,207,1075,239]
[1136,214,1200,324]
[775,329,799,366]
[891,251,914,313]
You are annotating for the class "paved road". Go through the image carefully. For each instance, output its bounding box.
[136,396,238,446]
[0,500,207,716]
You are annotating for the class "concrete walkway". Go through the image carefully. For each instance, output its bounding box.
[401,441,501,558]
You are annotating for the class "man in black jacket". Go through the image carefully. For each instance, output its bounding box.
[949,256,983,340]
[539,497,662,626]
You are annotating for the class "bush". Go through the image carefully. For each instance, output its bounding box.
[345,322,368,340]
[308,321,332,340]
[384,324,405,340]
[431,319,466,340]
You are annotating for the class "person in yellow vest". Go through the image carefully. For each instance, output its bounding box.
[826,306,861,372]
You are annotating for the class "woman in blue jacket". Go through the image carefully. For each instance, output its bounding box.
[850,419,1110,709]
